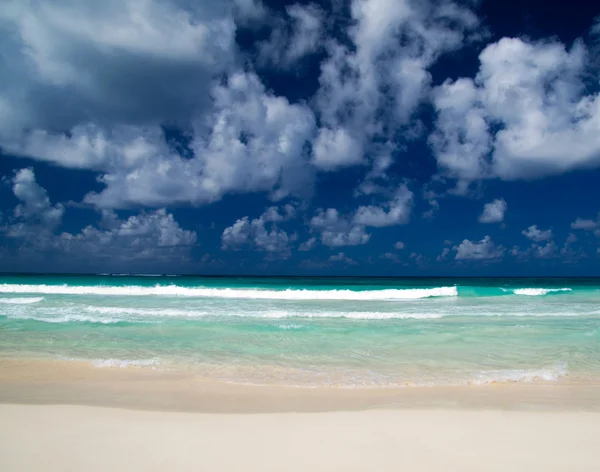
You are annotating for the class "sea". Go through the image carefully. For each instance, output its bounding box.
[1,274,599,388]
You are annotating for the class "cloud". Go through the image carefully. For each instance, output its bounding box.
[69,208,196,248]
[258,3,324,67]
[314,0,480,171]
[5,205,197,270]
[310,208,370,247]
[409,252,429,266]
[309,184,413,246]
[10,168,64,230]
[298,237,317,251]
[0,3,319,209]
[431,36,600,183]
[454,235,504,260]
[380,252,400,263]
[571,217,599,230]
[354,185,413,227]
[2,171,196,271]
[394,241,405,250]
[329,252,356,265]
[571,215,600,236]
[479,198,506,223]
[436,247,450,261]
[84,72,316,208]
[522,225,553,242]
[530,241,558,259]
[511,240,561,260]
[422,198,440,220]
[221,204,296,258]
[560,233,586,263]
[312,127,364,171]
[0,0,236,133]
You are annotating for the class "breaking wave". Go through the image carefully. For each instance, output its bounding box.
[0,297,44,304]
[473,362,569,384]
[0,284,458,300]
[510,288,572,296]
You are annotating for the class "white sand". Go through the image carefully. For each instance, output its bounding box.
[1,404,599,472]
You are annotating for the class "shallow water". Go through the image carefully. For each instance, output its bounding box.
[1,275,599,387]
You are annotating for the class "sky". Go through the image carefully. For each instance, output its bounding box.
[1,0,600,276]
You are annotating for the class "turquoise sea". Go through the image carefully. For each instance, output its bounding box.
[1,275,599,387]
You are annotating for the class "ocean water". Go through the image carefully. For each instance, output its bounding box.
[1,274,599,387]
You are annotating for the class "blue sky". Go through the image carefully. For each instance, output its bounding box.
[1,0,600,275]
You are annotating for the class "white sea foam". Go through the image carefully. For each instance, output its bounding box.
[85,306,211,318]
[295,311,444,319]
[91,358,160,368]
[278,323,304,330]
[473,362,568,384]
[0,297,44,304]
[0,284,458,300]
[511,288,572,296]
[6,313,127,324]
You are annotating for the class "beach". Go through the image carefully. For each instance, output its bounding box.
[1,275,600,470]
[1,405,599,472]
[1,359,600,471]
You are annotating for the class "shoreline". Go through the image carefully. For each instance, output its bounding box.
[1,358,599,413]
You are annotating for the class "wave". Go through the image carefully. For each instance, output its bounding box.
[277,323,305,330]
[510,288,572,296]
[8,307,444,322]
[0,297,44,304]
[91,358,160,368]
[0,284,458,300]
[5,303,596,324]
[4,313,129,324]
[473,362,568,384]
[85,306,210,317]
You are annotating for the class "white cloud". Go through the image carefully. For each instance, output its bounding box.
[454,235,504,260]
[329,252,356,265]
[0,3,320,209]
[72,209,196,248]
[531,241,557,259]
[431,36,600,182]
[422,198,440,220]
[315,0,480,171]
[261,204,296,223]
[436,247,450,261]
[81,71,317,208]
[571,215,600,236]
[309,185,413,246]
[479,198,506,223]
[409,251,428,265]
[353,185,413,227]
[380,252,400,263]
[10,168,64,230]
[4,193,197,269]
[233,0,267,24]
[3,169,195,262]
[522,225,553,242]
[312,127,364,171]
[221,204,296,258]
[310,208,370,247]
[298,237,317,251]
[511,232,582,261]
[394,241,405,250]
[259,4,324,67]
